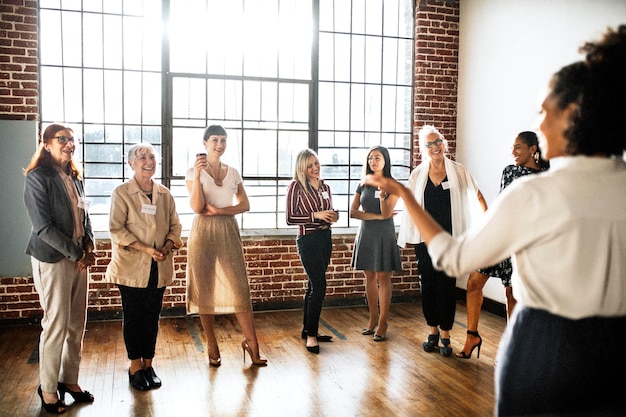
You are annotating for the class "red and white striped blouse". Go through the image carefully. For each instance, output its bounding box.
[286,179,335,236]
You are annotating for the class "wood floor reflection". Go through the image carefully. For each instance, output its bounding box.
[0,302,506,417]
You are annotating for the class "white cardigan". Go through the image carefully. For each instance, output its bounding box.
[397,156,482,247]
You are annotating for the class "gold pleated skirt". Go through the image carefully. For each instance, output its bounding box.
[186,215,252,315]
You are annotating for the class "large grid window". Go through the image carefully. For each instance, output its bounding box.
[39,0,414,232]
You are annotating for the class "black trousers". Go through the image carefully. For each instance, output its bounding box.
[117,261,165,360]
[296,228,332,336]
[415,243,456,331]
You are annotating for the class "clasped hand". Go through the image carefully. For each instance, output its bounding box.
[315,209,339,224]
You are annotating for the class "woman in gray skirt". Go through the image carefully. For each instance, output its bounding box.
[350,145,402,342]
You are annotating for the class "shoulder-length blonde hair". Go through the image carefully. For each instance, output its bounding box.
[293,148,319,189]
[23,123,83,178]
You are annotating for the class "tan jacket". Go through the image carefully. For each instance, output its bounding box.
[105,179,183,288]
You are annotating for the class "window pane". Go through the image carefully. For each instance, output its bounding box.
[39,10,62,65]
[103,15,123,69]
[124,72,142,124]
[278,131,309,177]
[84,70,104,123]
[365,0,383,35]
[143,73,161,124]
[61,11,82,67]
[365,36,382,84]
[103,71,123,124]
[279,83,308,123]
[63,68,83,122]
[243,130,277,177]
[173,78,206,121]
[172,127,207,177]
[123,16,143,70]
[40,67,64,121]
[278,0,311,79]
[83,14,103,67]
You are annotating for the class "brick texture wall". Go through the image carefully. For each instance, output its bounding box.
[414,0,460,163]
[0,0,37,120]
[0,0,461,322]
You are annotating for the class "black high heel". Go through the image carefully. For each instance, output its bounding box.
[37,385,66,414]
[422,332,439,352]
[57,382,94,403]
[456,330,482,359]
[440,338,452,357]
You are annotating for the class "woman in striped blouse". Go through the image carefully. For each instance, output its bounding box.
[286,149,339,354]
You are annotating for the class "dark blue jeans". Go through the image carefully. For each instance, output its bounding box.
[117,261,165,360]
[297,228,332,336]
[496,306,626,416]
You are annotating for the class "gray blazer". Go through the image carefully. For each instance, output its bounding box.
[24,166,94,263]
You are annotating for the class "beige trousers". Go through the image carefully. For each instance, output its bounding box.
[31,256,88,393]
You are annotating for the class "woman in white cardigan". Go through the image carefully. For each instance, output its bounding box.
[397,125,487,357]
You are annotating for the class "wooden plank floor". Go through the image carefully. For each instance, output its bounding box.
[0,302,506,417]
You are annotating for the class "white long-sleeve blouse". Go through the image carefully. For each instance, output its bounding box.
[428,156,626,319]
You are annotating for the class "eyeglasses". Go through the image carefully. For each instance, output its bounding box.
[425,138,443,148]
[53,136,76,145]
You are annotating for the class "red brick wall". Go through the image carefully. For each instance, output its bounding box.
[414,0,460,164]
[0,236,419,320]
[0,1,461,322]
[0,0,38,120]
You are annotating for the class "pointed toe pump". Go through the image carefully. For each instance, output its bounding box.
[242,339,268,366]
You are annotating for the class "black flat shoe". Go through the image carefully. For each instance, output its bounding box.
[57,382,94,403]
[37,385,66,414]
[128,369,151,391]
[144,367,162,388]
[301,330,333,342]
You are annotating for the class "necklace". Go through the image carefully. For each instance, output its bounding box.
[207,161,225,186]
[136,178,153,193]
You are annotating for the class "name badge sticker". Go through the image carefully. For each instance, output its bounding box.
[374,190,381,199]
[141,203,157,215]
[321,191,329,199]
[441,181,450,190]
[77,198,91,210]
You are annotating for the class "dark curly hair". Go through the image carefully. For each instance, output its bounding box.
[548,25,626,157]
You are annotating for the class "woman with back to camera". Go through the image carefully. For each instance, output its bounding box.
[350,145,402,342]
[106,143,183,390]
[286,149,339,354]
[457,131,549,360]
[186,125,266,367]
[23,123,96,414]
[397,125,488,357]
[366,25,626,416]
